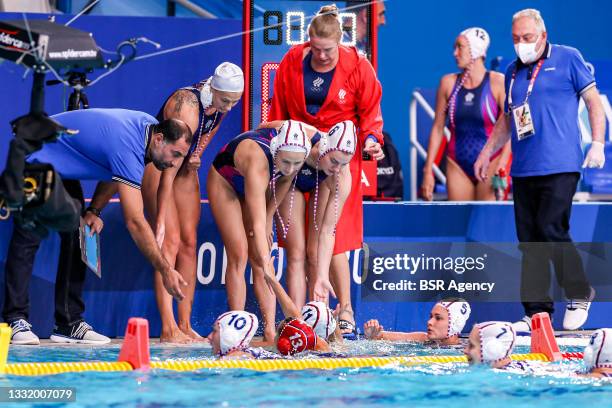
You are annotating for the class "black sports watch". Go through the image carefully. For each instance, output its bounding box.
[85,206,101,218]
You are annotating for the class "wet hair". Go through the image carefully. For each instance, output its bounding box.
[308,4,342,41]
[152,118,193,145]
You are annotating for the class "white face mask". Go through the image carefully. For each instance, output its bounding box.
[514,35,541,64]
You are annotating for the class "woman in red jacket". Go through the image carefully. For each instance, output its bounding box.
[270,4,384,336]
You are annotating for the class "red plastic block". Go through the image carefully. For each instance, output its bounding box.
[118,317,150,370]
[530,312,562,362]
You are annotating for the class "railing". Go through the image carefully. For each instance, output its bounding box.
[409,90,450,201]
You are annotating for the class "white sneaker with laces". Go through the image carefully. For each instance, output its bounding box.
[563,288,595,330]
[512,316,532,333]
[50,321,110,345]
[9,319,40,345]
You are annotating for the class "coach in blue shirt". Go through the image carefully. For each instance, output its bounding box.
[3,109,192,344]
[474,9,606,332]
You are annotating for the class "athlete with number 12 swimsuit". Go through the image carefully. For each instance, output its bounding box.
[421,28,510,201]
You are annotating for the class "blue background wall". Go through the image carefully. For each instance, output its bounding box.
[0,13,243,198]
[377,0,612,196]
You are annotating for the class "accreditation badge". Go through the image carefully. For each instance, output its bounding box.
[512,102,535,140]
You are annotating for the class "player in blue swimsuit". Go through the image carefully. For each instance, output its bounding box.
[139,62,243,344]
[422,28,510,201]
[207,120,312,344]
[259,120,357,314]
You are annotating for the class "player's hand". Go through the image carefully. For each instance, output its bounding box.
[162,267,187,301]
[363,319,384,340]
[83,212,103,235]
[257,120,284,130]
[421,169,435,201]
[186,154,201,171]
[583,141,605,169]
[313,276,336,302]
[474,152,491,182]
[364,138,384,161]
[155,221,165,248]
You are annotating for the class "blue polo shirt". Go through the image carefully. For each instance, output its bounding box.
[504,43,596,177]
[28,108,156,189]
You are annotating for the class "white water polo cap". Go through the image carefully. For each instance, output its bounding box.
[270,120,312,158]
[319,120,357,158]
[477,321,516,364]
[460,27,490,60]
[583,328,612,370]
[216,311,258,355]
[301,301,337,339]
[210,62,244,93]
[437,300,471,337]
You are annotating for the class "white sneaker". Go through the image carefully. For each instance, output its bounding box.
[50,321,111,345]
[512,316,532,333]
[9,319,40,345]
[563,288,595,331]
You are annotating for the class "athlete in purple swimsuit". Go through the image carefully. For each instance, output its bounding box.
[141,62,244,344]
[422,28,510,201]
[207,120,312,344]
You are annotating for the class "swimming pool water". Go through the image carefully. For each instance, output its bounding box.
[3,342,611,408]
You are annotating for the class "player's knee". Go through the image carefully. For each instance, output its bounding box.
[162,230,181,255]
[226,247,248,274]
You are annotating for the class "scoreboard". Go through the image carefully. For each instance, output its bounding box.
[242,0,379,131]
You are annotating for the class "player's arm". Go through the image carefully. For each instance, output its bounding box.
[356,58,384,159]
[491,72,512,169]
[312,167,351,300]
[262,258,302,319]
[363,319,428,342]
[117,182,186,300]
[156,90,199,226]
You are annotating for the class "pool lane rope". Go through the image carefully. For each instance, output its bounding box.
[0,314,578,376]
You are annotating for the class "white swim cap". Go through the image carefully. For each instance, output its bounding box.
[216,311,258,356]
[301,301,337,339]
[270,120,312,159]
[476,321,516,364]
[438,300,471,338]
[210,62,244,93]
[460,27,490,60]
[583,328,612,370]
[319,120,357,158]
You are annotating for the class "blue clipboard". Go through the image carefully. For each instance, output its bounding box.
[79,218,101,278]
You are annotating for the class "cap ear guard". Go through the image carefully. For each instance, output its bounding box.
[210,61,244,93]
[460,27,490,60]
[301,301,337,339]
[583,328,612,370]
[270,120,312,159]
[439,301,471,338]
[319,120,357,159]
[217,311,258,356]
[477,321,515,364]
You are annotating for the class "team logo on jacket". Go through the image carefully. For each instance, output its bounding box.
[301,168,312,176]
[338,89,347,103]
[205,119,213,130]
